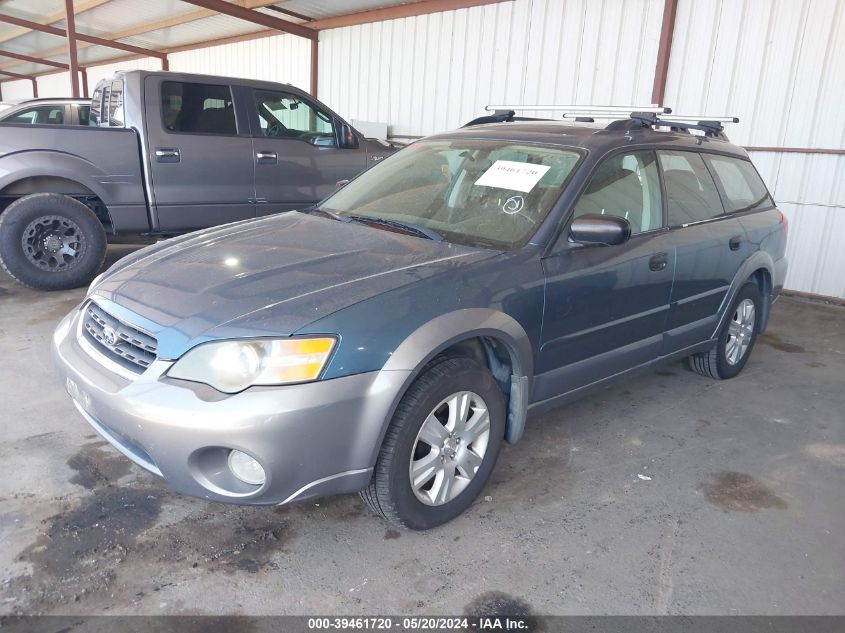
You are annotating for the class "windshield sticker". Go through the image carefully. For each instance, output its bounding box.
[475,160,551,193]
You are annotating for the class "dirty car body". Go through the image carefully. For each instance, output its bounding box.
[53,116,788,528]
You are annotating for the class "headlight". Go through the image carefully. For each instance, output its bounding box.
[167,337,336,393]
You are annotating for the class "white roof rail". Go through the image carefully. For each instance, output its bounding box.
[659,115,739,123]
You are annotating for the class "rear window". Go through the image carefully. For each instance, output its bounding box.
[705,155,773,213]
[161,81,236,135]
[658,150,724,226]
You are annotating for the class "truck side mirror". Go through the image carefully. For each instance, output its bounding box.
[339,122,359,149]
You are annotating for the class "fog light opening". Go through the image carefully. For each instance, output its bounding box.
[227,450,266,486]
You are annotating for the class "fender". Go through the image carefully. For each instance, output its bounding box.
[714,250,775,337]
[381,308,535,447]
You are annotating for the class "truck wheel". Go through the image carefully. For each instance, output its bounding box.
[361,357,506,530]
[686,281,763,380]
[0,193,106,291]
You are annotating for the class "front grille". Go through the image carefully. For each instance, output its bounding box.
[82,302,157,374]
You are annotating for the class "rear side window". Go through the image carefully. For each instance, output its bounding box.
[6,105,64,124]
[162,81,236,135]
[704,155,773,213]
[658,150,724,226]
[572,150,663,235]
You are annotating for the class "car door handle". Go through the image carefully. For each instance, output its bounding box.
[256,150,278,164]
[649,252,669,272]
[154,148,180,163]
[729,235,743,251]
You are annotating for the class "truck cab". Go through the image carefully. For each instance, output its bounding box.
[0,70,398,290]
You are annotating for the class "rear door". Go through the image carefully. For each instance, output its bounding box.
[536,150,675,402]
[659,150,750,353]
[143,76,255,232]
[248,87,367,215]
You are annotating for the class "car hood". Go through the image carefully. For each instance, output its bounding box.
[91,212,493,359]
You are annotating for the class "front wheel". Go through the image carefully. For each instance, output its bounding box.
[686,281,763,379]
[0,193,107,291]
[361,357,506,530]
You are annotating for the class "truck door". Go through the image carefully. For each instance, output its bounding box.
[248,88,368,215]
[144,76,255,232]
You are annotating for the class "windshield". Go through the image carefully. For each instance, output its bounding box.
[320,139,582,249]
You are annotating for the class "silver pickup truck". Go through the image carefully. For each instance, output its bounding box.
[0,70,399,290]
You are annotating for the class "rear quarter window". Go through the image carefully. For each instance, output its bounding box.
[704,155,773,213]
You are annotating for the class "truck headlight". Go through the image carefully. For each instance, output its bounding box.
[167,337,336,393]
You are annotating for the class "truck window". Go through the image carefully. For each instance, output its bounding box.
[161,81,236,135]
[254,90,336,146]
[658,150,725,226]
[704,155,773,213]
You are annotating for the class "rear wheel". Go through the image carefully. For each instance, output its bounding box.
[686,281,763,379]
[0,193,106,290]
[361,357,506,530]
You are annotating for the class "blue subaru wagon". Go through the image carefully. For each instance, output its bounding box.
[53,109,788,529]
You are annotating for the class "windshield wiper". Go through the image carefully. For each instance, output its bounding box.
[346,215,444,241]
[304,207,353,222]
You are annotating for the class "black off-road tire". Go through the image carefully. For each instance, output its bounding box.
[361,357,506,530]
[686,281,764,380]
[0,193,106,291]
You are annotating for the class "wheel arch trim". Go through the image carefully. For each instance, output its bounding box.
[714,251,775,337]
[380,309,534,448]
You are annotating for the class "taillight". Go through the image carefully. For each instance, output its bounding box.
[778,210,788,235]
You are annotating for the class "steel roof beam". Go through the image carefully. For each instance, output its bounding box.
[0,13,168,60]
[179,0,317,40]
[0,50,69,69]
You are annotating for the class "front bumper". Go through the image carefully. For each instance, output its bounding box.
[52,307,411,505]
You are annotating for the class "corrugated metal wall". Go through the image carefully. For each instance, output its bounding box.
[167,34,311,91]
[665,0,845,297]
[1,0,842,297]
[318,0,664,137]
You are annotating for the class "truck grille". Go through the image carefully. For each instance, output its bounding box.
[81,302,157,374]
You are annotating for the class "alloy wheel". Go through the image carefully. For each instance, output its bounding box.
[725,298,756,365]
[408,390,491,506]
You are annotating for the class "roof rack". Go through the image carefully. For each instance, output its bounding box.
[463,105,739,140]
[625,111,740,140]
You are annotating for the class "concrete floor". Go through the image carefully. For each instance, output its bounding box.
[0,245,843,616]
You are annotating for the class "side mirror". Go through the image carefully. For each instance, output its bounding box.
[339,122,359,149]
[569,214,631,246]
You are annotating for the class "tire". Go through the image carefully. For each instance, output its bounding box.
[686,281,763,380]
[0,193,106,291]
[361,357,506,530]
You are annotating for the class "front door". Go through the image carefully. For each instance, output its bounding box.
[144,77,255,232]
[535,150,674,403]
[249,88,368,215]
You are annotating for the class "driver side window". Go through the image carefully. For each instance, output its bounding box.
[254,90,337,146]
[572,150,663,235]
